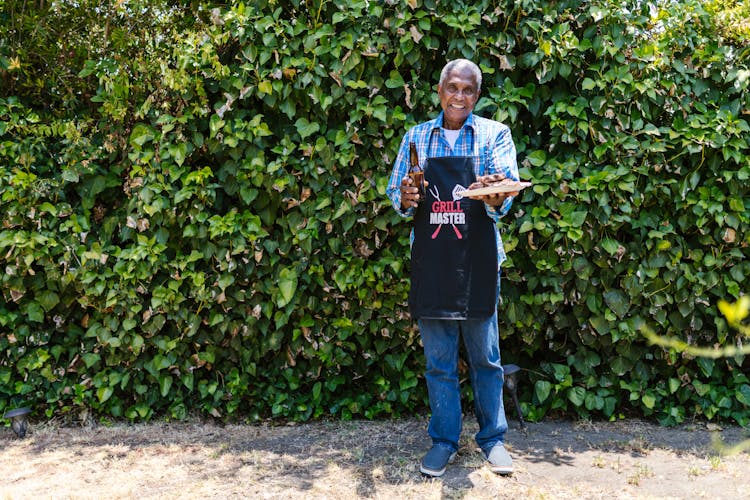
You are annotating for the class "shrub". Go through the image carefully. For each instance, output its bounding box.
[1,0,748,425]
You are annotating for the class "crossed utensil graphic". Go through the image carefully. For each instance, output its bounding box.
[429,184,464,240]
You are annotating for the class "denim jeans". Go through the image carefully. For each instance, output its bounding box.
[418,307,508,454]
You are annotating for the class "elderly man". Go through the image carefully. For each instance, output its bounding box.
[387,59,520,477]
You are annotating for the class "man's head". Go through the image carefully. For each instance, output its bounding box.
[437,59,482,130]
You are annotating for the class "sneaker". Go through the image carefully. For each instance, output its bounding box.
[420,445,457,477]
[484,443,513,475]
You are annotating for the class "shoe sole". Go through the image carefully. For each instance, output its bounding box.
[420,452,457,477]
[489,464,513,475]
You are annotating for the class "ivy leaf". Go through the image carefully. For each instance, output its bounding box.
[697,358,715,378]
[168,142,187,166]
[736,384,750,406]
[385,71,405,88]
[295,118,319,139]
[129,123,156,146]
[209,114,225,136]
[668,378,681,394]
[97,386,114,403]
[276,267,298,307]
[526,150,547,167]
[603,289,629,319]
[600,237,620,255]
[534,380,552,403]
[258,80,273,94]
[642,393,656,409]
[36,291,60,312]
[312,382,322,401]
[568,386,586,406]
[25,301,44,323]
[82,353,100,368]
[159,375,173,397]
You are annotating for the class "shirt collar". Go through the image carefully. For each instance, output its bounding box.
[432,111,477,133]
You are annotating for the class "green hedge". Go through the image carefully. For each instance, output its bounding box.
[1,0,749,425]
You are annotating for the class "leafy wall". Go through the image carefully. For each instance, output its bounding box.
[1,0,749,425]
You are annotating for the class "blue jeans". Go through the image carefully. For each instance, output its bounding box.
[418,308,508,454]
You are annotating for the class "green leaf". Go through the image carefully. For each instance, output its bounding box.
[736,384,750,406]
[697,358,714,378]
[668,378,681,394]
[534,380,552,403]
[385,70,405,88]
[82,353,101,368]
[169,142,187,166]
[526,150,547,167]
[603,289,629,319]
[209,114,225,136]
[36,291,60,312]
[276,267,298,307]
[295,118,320,139]
[568,386,586,406]
[601,238,620,255]
[642,393,656,409]
[312,382,322,401]
[182,371,194,391]
[129,123,156,146]
[159,375,173,397]
[97,386,114,403]
[258,80,273,94]
[25,302,44,323]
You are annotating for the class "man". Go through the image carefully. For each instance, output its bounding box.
[386,59,520,477]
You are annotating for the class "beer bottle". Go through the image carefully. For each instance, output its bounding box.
[408,142,425,198]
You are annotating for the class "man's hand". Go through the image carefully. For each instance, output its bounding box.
[468,173,519,206]
[400,176,428,209]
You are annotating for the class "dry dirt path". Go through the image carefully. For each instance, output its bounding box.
[1,417,748,499]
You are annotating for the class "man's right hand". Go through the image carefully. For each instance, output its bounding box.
[400,176,426,209]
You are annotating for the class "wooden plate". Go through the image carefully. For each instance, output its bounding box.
[461,181,532,198]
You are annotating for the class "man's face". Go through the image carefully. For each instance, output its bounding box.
[437,66,480,130]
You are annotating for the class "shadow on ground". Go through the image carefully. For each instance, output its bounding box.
[2,415,749,499]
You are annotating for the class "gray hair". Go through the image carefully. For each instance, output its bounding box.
[439,59,482,91]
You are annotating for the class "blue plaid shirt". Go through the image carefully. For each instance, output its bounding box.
[387,111,518,267]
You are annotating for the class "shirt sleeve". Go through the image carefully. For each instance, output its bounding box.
[386,132,415,217]
[484,125,519,221]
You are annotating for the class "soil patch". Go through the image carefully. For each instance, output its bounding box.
[1,417,748,499]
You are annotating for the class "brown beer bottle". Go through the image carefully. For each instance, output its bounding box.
[408,142,425,197]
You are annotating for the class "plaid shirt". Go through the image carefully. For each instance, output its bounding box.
[386,111,519,267]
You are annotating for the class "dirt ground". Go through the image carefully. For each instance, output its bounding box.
[1,416,749,499]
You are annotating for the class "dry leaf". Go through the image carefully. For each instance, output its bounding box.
[410,25,423,43]
[498,55,513,71]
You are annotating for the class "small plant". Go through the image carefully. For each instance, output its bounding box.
[687,465,703,477]
[708,454,724,471]
[643,296,750,453]
[626,463,654,486]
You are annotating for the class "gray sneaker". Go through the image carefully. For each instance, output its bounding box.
[484,443,513,475]
[420,445,457,477]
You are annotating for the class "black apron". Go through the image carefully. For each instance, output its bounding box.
[408,129,498,320]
